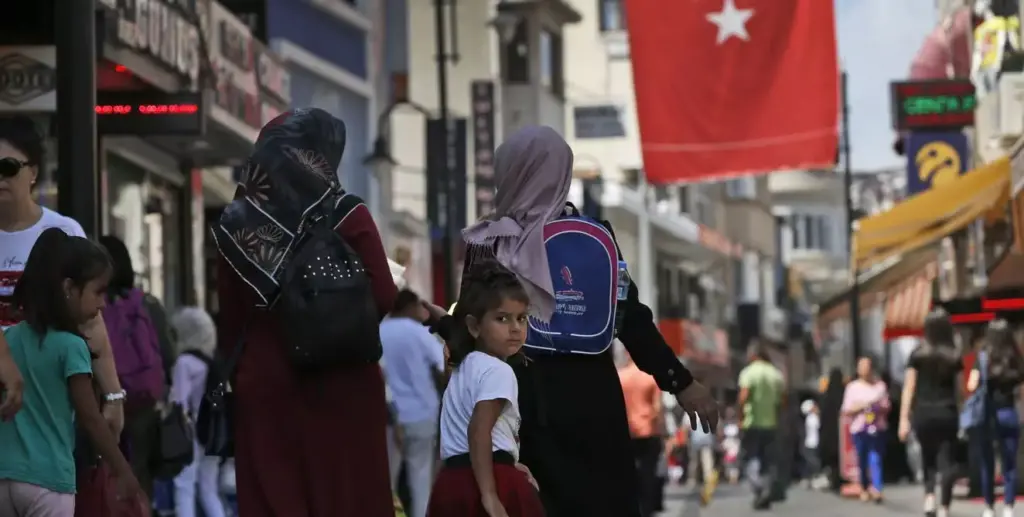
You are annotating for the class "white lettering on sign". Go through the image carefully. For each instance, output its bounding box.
[115,0,200,85]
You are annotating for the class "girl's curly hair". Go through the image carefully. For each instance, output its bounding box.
[447,260,530,367]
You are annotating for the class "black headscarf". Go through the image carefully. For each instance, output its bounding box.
[211,108,347,307]
[818,368,845,466]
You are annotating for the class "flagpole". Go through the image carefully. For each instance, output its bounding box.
[842,70,863,366]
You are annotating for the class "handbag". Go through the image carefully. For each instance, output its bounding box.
[195,322,249,458]
[960,351,989,431]
[152,403,195,479]
[75,462,152,517]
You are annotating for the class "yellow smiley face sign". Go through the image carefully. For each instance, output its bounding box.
[915,141,962,187]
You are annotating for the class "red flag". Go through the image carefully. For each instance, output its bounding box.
[627,0,839,184]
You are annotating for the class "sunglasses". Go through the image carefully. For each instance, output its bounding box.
[0,157,31,179]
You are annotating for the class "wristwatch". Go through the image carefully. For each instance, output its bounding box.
[103,390,127,403]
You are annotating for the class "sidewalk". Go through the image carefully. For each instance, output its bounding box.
[657,482,989,517]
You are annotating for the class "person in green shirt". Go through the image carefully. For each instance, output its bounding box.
[737,342,785,510]
[0,228,142,515]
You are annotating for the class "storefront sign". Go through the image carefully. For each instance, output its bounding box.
[890,80,976,130]
[573,105,626,139]
[110,0,201,85]
[209,2,290,134]
[96,90,205,136]
[470,81,496,218]
[0,46,56,111]
[904,131,969,196]
[425,118,468,240]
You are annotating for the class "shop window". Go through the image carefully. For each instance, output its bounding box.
[503,20,529,84]
[598,0,626,32]
[725,177,756,200]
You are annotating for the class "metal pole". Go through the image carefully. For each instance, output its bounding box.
[435,0,458,304]
[55,0,98,237]
[842,71,863,363]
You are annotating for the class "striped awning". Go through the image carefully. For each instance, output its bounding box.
[883,262,938,339]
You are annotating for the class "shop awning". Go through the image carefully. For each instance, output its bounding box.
[853,157,1011,272]
[883,262,937,340]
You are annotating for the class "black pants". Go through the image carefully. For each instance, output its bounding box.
[125,405,161,499]
[915,417,960,507]
[632,437,662,517]
[742,428,778,501]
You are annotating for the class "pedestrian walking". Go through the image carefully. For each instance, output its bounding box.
[426,264,543,517]
[0,228,143,515]
[168,307,226,517]
[98,235,175,499]
[683,413,718,506]
[898,309,962,517]
[426,125,719,517]
[819,369,845,492]
[966,320,1024,517]
[737,342,785,510]
[619,350,664,516]
[842,356,890,503]
[382,289,447,517]
[801,400,821,488]
[213,109,398,517]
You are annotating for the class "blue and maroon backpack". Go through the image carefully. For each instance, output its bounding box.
[103,288,166,412]
[524,209,620,356]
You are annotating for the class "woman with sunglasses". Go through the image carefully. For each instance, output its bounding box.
[0,116,128,508]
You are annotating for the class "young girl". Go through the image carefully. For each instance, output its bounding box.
[0,228,142,515]
[169,307,226,517]
[427,264,543,517]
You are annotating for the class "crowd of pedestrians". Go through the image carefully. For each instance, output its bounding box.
[0,112,720,517]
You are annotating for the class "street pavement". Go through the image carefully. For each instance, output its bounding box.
[656,481,989,517]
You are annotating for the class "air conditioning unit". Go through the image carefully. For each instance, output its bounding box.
[998,72,1024,138]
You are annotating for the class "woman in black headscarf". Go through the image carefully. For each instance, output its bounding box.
[819,368,845,492]
[213,109,398,516]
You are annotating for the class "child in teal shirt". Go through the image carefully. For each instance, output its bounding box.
[0,228,141,515]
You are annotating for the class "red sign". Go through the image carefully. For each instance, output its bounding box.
[95,91,205,136]
[626,0,839,184]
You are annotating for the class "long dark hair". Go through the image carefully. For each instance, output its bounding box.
[97,235,135,295]
[912,308,961,375]
[984,320,1024,385]
[447,261,529,367]
[13,228,112,337]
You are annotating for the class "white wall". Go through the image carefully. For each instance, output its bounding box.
[561,0,641,182]
[391,0,501,223]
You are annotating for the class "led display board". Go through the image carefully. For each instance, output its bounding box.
[96,91,205,136]
[890,80,976,131]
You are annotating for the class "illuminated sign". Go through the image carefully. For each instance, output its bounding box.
[890,80,976,130]
[96,91,205,136]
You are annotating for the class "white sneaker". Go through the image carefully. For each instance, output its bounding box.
[983,508,995,517]
[937,509,948,517]
[1003,507,1014,517]
[924,496,936,514]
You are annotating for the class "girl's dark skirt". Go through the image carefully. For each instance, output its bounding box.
[427,451,545,517]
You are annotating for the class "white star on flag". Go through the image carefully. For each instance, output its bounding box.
[706,0,755,44]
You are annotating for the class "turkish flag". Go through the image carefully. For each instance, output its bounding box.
[627,0,840,184]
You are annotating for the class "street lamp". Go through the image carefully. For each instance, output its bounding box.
[488,10,521,44]
[363,99,431,178]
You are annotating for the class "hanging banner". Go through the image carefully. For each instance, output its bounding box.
[625,0,839,184]
[971,12,1021,100]
[904,131,969,197]
[470,81,496,219]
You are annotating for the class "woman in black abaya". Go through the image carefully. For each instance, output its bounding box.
[819,368,845,492]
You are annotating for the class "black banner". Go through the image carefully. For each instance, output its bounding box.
[425,117,468,241]
[471,81,496,218]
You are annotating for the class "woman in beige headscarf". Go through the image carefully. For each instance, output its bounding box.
[428,125,718,517]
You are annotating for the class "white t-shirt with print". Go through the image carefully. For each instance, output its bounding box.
[0,208,85,329]
[439,351,521,461]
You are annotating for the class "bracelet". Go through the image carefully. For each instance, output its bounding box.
[103,390,127,403]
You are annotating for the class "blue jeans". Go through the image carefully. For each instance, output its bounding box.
[972,408,1021,508]
[853,431,885,493]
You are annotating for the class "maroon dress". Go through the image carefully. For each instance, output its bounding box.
[217,203,398,517]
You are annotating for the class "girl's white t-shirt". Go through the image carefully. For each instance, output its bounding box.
[439,351,521,461]
[0,208,85,329]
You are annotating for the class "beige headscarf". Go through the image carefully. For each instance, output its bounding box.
[462,125,573,321]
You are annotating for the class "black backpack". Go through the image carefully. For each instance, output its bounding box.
[275,193,382,372]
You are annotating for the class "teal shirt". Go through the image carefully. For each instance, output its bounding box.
[0,323,93,494]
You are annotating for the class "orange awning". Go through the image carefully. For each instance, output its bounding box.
[883,263,937,340]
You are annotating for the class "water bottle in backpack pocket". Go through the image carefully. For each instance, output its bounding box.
[103,289,166,413]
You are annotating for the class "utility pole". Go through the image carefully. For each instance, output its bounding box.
[842,70,863,363]
[434,0,458,304]
[56,0,98,236]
